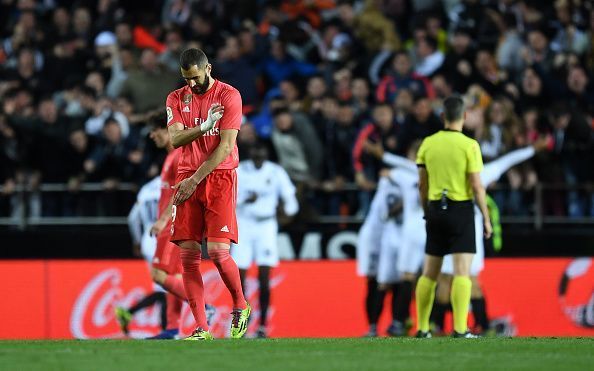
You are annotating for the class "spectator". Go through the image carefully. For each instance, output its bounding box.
[329,102,358,183]
[263,39,318,89]
[440,26,476,93]
[414,35,445,77]
[302,75,328,115]
[478,98,518,161]
[392,89,414,127]
[352,104,398,214]
[565,65,594,116]
[496,13,525,75]
[350,77,372,122]
[114,22,135,50]
[547,104,592,217]
[118,48,179,113]
[521,28,555,73]
[278,79,304,113]
[9,98,74,216]
[4,48,47,99]
[550,1,590,55]
[185,12,224,58]
[45,7,72,48]
[159,27,186,73]
[106,45,136,99]
[0,114,19,217]
[354,0,401,53]
[271,108,322,183]
[85,96,130,139]
[474,49,506,96]
[518,67,551,112]
[397,96,442,154]
[215,34,260,111]
[376,51,435,104]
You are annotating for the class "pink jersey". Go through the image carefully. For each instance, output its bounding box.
[166,80,242,174]
[158,148,180,219]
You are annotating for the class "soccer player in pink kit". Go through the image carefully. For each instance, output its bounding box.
[166,48,250,340]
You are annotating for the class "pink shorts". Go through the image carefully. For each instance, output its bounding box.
[170,170,238,245]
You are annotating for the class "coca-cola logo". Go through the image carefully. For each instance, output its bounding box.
[70,267,285,339]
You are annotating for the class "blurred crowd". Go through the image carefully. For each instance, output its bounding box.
[0,0,593,219]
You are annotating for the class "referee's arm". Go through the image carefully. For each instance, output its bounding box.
[469,172,492,238]
[416,139,429,217]
[418,167,429,216]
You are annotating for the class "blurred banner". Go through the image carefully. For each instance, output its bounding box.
[1,259,593,339]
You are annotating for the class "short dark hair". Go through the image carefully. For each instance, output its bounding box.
[180,48,208,70]
[443,96,465,122]
[272,107,290,118]
[148,111,168,129]
[421,36,438,51]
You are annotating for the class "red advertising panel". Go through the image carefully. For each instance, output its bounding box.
[1,261,46,338]
[480,258,594,336]
[0,259,592,338]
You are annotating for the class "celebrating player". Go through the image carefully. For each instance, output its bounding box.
[363,140,426,336]
[166,48,249,340]
[357,173,403,337]
[232,141,299,338]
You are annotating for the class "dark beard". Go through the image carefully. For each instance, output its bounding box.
[191,75,210,95]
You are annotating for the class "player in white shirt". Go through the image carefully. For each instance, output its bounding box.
[232,142,299,338]
[128,177,162,264]
[119,177,167,335]
[382,141,425,336]
[357,172,404,337]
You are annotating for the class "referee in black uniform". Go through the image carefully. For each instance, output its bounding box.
[414,96,492,338]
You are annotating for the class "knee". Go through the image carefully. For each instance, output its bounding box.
[453,267,471,277]
[179,246,202,272]
[435,274,452,303]
[452,254,473,276]
[208,245,231,265]
[422,268,440,281]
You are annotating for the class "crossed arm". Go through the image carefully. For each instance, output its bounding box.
[171,129,238,205]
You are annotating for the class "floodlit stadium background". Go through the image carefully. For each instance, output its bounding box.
[0,0,592,338]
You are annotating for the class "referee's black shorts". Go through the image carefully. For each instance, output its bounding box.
[425,199,475,257]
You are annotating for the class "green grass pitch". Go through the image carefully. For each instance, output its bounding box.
[0,338,592,371]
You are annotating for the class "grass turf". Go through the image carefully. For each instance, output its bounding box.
[0,338,592,371]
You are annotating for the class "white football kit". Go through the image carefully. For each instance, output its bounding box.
[357,177,389,277]
[357,176,403,283]
[127,177,162,291]
[377,177,404,285]
[387,167,425,276]
[232,160,299,269]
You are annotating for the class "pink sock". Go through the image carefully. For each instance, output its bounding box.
[165,292,183,331]
[163,275,186,300]
[180,248,208,330]
[209,249,246,309]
